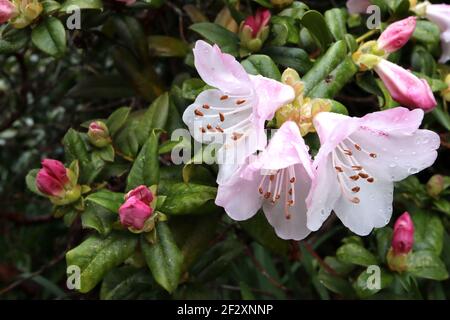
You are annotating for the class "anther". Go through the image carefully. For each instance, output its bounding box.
[231,132,243,141]
[236,99,246,105]
[352,187,360,193]
[335,166,344,173]
[369,153,377,158]
[350,175,360,181]
[351,197,360,204]
[351,165,363,171]
[354,144,362,151]
[288,188,293,195]
[264,192,271,199]
[219,113,225,122]
[344,150,353,156]
[202,104,210,109]
[359,173,369,179]
[220,95,229,100]
[290,177,295,183]
[194,109,204,116]
[200,127,206,133]
[215,126,224,133]
[258,187,263,194]
[367,177,374,183]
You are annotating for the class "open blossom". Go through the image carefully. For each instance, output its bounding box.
[306,107,439,235]
[0,0,14,24]
[346,0,371,14]
[374,59,436,111]
[216,121,314,240]
[422,3,450,63]
[392,212,414,255]
[119,185,154,230]
[36,159,69,197]
[377,17,416,54]
[182,40,294,184]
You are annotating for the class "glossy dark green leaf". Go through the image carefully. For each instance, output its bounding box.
[353,267,394,298]
[126,131,160,191]
[25,169,44,196]
[336,243,378,267]
[324,8,347,41]
[106,107,131,136]
[86,190,125,213]
[263,46,312,75]
[408,250,449,281]
[65,232,137,293]
[137,92,170,145]
[81,202,117,236]
[68,74,135,99]
[141,222,183,293]
[189,22,239,56]
[412,211,444,254]
[148,36,189,57]
[300,10,333,50]
[241,54,281,80]
[31,17,66,57]
[0,28,29,54]
[59,0,102,11]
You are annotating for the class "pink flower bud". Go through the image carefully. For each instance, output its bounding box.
[392,212,414,255]
[87,121,111,148]
[36,159,69,197]
[0,0,14,24]
[377,17,416,53]
[346,0,371,14]
[243,8,271,38]
[119,196,153,230]
[374,59,437,111]
[125,185,154,205]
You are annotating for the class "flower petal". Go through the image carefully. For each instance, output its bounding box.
[193,40,251,95]
[306,155,340,231]
[360,107,424,135]
[215,164,262,220]
[263,164,311,240]
[250,75,295,121]
[333,179,394,236]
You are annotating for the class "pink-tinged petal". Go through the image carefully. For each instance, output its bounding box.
[215,164,262,221]
[183,88,254,144]
[377,17,416,53]
[263,164,311,240]
[374,59,437,111]
[193,40,251,95]
[306,156,340,231]
[312,112,360,167]
[119,196,152,229]
[348,127,439,182]
[0,0,15,24]
[125,185,153,205]
[438,31,450,64]
[333,178,394,236]
[360,107,424,135]
[426,4,450,31]
[244,9,271,37]
[346,0,371,14]
[254,121,313,178]
[250,75,295,121]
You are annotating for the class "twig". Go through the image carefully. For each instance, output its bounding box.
[302,241,338,276]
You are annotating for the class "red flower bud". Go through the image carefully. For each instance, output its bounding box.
[125,185,154,205]
[377,17,416,54]
[119,196,153,230]
[36,159,69,197]
[243,8,271,38]
[392,212,414,255]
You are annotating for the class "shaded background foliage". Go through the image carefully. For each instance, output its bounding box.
[1,0,450,299]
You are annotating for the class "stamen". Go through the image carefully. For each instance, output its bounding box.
[350,175,360,181]
[220,95,229,100]
[344,149,353,156]
[194,109,204,116]
[354,144,362,151]
[206,124,213,130]
[219,113,225,122]
[351,197,360,204]
[202,104,210,109]
[369,153,377,158]
[231,132,243,141]
[352,187,360,193]
[351,165,363,171]
[358,173,369,179]
[367,177,374,183]
[200,127,206,133]
[215,126,224,133]
[335,166,344,173]
[236,99,246,105]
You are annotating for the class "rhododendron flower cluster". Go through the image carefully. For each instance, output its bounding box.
[183,40,440,240]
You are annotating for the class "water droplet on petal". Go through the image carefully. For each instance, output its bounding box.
[408,167,419,174]
[389,163,397,168]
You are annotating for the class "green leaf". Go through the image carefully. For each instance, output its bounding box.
[181,78,209,100]
[263,47,312,75]
[81,202,117,236]
[408,250,449,281]
[300,10,333,50]
[432,104,450,131]
[412,20,440,47]
[65,232,137,293]
[158,182,217,215]
[85,190,125,213]
[302,40,347,96]
[411,45,436,76]
[308,56,358,99]
[412,211,444,255]
[375,227,393,263]
[317,269,355,297]
[126,131,160,191]
[137,92,170,145]
[25,169,44,196]
[63,129,89,164]
[353,267,393,298]
[324,8,347,41]
[31,17,66,57]
[106,107,131,136]
[0,28,29,54]
[336,243,378,267]
[239,212,289,255]
[148,36,189,57]
[189,22,239,56]
[270,16,300,46]
[100,266,154,300]
[241,54,281,80]
[141,222,183,293]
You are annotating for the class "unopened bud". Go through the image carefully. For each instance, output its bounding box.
[88,121,111,148]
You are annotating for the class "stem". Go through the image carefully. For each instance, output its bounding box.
[356,29,379,43]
